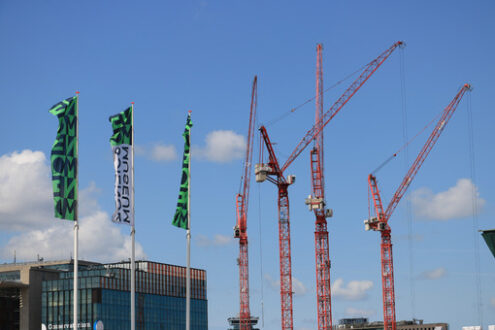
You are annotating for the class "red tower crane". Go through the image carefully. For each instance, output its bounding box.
[304,44,333,330]
[365,83,471,330]
[255,41,403,330]
[233,76,258,330]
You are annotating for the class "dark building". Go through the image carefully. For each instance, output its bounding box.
[227,316,259,330]
[337,318,448,330]
[0,259,208,330]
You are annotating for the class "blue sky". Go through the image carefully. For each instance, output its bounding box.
[1,1,494,329]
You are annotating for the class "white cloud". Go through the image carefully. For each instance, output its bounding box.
[264,273,278,290]
[196,234,234,247]
[135,143,177,162]
[345,307,376,318]
[411,179,485,220]
[418,267,447,280]
[0,150,53,231]
[1,209,146,263]
[0,150,146,263]
[292,277,308,296]
[331,278,373,301]
[193,130,246,163]
[264,273,308,296]
[150,143,177,162]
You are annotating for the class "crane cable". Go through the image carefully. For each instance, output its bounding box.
[264,62,369,128]
[370,104,446,176]
[467,93,483,326]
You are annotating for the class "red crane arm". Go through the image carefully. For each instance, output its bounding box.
[281,41,404,173]
[258,125,286,184]
[380,83,471,223]
[235,76,258,330]
[368,174,386,223]
[366,83,471,330]
[236,76,258,232]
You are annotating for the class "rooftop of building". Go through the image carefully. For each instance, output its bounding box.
[0,259,205,273]
[337,318,448,330]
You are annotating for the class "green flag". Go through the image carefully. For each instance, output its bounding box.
[49,96,78,220]
[481,229,495,259]
[172,113,193,229]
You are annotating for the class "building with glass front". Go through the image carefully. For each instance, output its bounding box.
[0,259,207,330]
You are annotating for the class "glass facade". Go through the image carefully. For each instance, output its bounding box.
[0,270,20,281]
[41,261,207,329]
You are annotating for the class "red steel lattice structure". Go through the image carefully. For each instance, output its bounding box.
[305,44,333,330]
[365,83,471,330]
[234,76,258,330]
[256,41,403,330]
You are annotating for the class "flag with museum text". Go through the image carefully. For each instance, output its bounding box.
[49,96,78,220]
[109,106,134,226]
[172,113,192,230]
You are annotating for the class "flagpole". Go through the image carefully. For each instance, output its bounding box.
[73,91,80,330]
[186,110,192,330]
[131,102,136,330]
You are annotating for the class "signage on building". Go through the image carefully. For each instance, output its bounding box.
[42,323,92,329]
[94,320,104,330]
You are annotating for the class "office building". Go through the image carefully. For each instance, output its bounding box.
[0,259,207,329]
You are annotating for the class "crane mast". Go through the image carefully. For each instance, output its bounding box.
[234,76,258,330]
[257,126,295,330]
[305,44,333,330]
[255,41,403,330]
[365,83,472,330]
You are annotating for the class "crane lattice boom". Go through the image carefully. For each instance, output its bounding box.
[365,83,471,330]
[281,41,404,173]
[307,44,333,330]
[234,76,258,330]
[255,41,403,330]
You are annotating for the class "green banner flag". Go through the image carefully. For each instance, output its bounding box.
[109,106,134,226]
[172,113,193,230]
[49,96,78,220]
[481,229,495,259]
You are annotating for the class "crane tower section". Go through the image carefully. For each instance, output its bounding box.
[233,76,258,330]
[255,41,404,330]
[304,43,333,330]
[365,83,471,330]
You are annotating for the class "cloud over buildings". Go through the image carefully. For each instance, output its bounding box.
[411,178,485,220]
[0,150,146,263]
[331,278,373,301]
[0,150,53,231]
[345,307,376,318]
